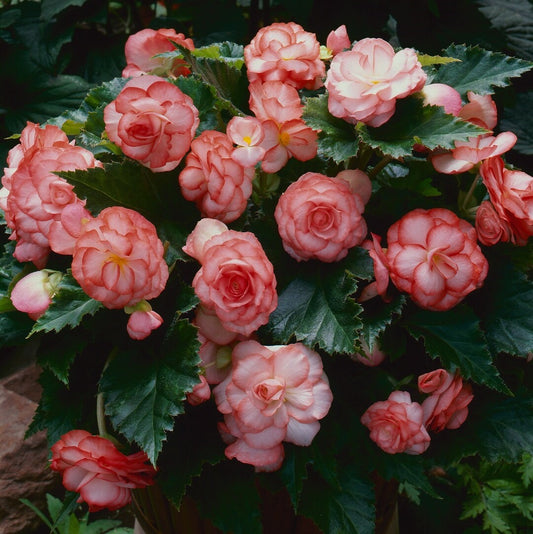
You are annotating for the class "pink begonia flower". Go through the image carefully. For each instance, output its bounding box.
[386,208,489,311]
[325,38,427,127]
[361,391,431,455]
[274,171,368,262]
[71,206,169,309]
[418,369,474,432]
[50,430,156,512]
[190,229,277,336]
[3,135,102,268]
[458,92,497,130]
[186,374,212,406]
[431,130,517,174]
[10,270,62,320]
[422,83,463,116]
[126,307,164,340]
[179,130,255,223]
[104,75,199,172]
[358,233,391,302]
[194,304,240,346]
[475,200,512,246]
[122,28,194,78]
[48,203,93,256]
[353,337,387,367]
[244,22,325,90]
[480,156,533,245]
[213,340,333,471]
[335,169,372,205]
[325,25,351,57]
[248,80,318,174]
[226,116,266,168]
[182,218,229,264]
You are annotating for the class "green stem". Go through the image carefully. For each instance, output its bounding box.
[369,155,393,179]
[462,172,481,213]
[96,347,119,439]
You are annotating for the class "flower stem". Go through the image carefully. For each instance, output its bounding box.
[369,155,393,179]
[461,172,481,214]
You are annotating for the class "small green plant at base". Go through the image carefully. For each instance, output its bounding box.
[21,492,134,534]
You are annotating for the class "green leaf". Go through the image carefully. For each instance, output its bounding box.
[30,274,103,336]
[417,54,461,66]
[477,0,533,61]
[37,333,87,385]
[357,96,486,158]
[432,44,533,96]
[299,465,375,534]
[40,0,90,20]
[500,91,533,156]
[404,305,509,393]
[268,251,368,354]
[99,318,201,463]
[302,94,359,163]
[190,462,262,534]
[476,262,533,358]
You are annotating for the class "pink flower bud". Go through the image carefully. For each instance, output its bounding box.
[326,25,351,56]
[126,309,163,340]
[10,270,61,319]
[186,375,211,406]
[422,83,462,115]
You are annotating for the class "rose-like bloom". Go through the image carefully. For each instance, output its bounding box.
[4,140,102,268]
[179,130,255,223]
[480,156,533,245]
[71,206,169,309]
[458,92,497,130]
[358,233,391,302]
[104,75,199,172]
[191,229,277,336]
[361,391,431,455]
[226,116,265,168]
[50,430,156,512]
[248,80,318,174]
[10,270,62,320]
[122,28,194,78]
[244,22,325,90]
[325,38,427,127]
[431,131,517,175]
[274,172,368,262]
[475,200,512,246]
[386,208,488,311]
[213,340,333,471]
[418,369,474,432]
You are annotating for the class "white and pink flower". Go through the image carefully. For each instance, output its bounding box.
[213,340,333,471]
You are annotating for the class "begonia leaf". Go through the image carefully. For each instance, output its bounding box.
[302,94,359,163]
[99,318,201,463]
[30,274,103,336]
[268,248,371,354]
[475,262,533,358]
[356,97,486,159]
[40,0,89,20]
[477,0,533,61]
[156,403,225,509]
[500,91,533,155]
[299,465,375,534]
[404,305,509,393]
[189,462,262,534]
[37,333,87,385]
[432,44,533,96]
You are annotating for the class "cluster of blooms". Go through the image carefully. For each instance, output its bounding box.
[2,19,531,511]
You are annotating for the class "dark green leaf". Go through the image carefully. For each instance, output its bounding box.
[99,318,201,463]
[404,305,509,392]
[299,465,375,534]
[40,0,89,20]
[268,257,364,354]
[432,44,533,96]
[500,91,533,156]
[30,274,103,336]
[477,0,533,61]
[476,262,533,358]
[302,94,359,163]
[37,333,86,385]
[191,462,262,534]
[357,97,486,158]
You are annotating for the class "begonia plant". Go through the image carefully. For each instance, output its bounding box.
[1,16,533,534]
